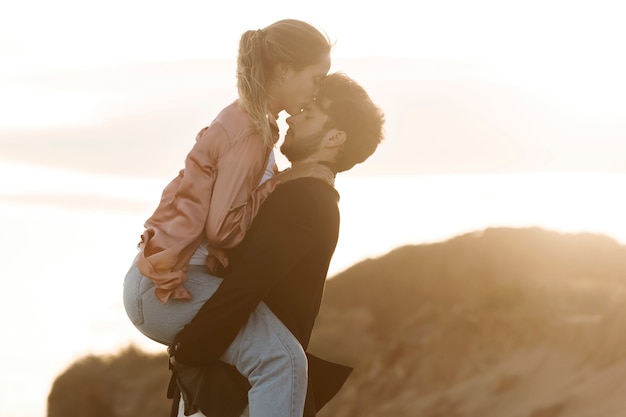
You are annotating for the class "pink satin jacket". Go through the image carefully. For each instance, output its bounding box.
[137,100,280,303]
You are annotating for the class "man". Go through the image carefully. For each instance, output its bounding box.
[169,72,385,417]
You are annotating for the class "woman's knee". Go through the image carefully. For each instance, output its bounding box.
[277,339,307,376]
[246,340,306,388]
[240,315,307,382]
[266,330,307,384]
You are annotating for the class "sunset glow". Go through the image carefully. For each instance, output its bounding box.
[1,1,625,416]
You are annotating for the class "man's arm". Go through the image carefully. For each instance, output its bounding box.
[171,179,329,366]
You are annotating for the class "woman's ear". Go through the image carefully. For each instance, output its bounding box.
[274,63,290,82]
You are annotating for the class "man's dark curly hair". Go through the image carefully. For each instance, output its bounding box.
[318,72,385,172]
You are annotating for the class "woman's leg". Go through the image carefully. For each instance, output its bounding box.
[219,302,308,417]
[176,400,249,417]
[123,256,307,416]
[123,257,222,345]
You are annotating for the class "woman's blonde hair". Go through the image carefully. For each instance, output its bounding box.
[237,19,331,147]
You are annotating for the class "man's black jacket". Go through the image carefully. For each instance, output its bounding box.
[171,177,352,416]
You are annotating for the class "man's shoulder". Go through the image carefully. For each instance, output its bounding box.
[261,178,339,221]
[260,178,339,217]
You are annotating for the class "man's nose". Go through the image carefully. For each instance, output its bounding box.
[286,116,294,127]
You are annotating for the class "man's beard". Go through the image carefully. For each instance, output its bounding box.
[280,129,327,163]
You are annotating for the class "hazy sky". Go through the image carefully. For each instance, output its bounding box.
[2,0,625,175]
[2,0,624,70]
[1,4,626,416]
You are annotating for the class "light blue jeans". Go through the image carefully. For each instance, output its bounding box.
[123,256,308,417]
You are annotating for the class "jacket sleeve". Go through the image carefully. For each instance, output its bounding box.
[171,182,324,365]
[203,142,281,270]
[138,123,275,303]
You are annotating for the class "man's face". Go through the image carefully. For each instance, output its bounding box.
[281,100,333,163]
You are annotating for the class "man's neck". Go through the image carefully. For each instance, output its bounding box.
[316,161,338,175]
[291,157,321,167]
[290,159,337,187]
[291,158,336,172]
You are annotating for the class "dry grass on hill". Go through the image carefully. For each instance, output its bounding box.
[49,227,626,417]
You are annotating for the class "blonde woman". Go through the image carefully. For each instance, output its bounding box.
[123,19,333,416]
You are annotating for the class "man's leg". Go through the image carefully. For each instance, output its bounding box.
[220,302,308,417]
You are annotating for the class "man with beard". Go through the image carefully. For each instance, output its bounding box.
[168,72,385,417]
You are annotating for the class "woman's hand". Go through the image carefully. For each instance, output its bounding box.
[275,162,335,186]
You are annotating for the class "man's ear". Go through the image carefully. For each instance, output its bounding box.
[326,130,346,148]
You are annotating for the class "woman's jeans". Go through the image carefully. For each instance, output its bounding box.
[123,256,307,417]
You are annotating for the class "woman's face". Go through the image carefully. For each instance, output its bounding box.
[276,53,331,116]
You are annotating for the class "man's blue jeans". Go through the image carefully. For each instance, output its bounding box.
[123,256,308,417]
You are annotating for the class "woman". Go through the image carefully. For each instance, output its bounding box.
[123,19,333,417]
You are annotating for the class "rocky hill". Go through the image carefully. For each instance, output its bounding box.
[49,227,626,417]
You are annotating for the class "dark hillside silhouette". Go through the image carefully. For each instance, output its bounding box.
[48,346,170,417]
[311,227,626,417]
[312,227,626,363]
[49,227,626,417]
